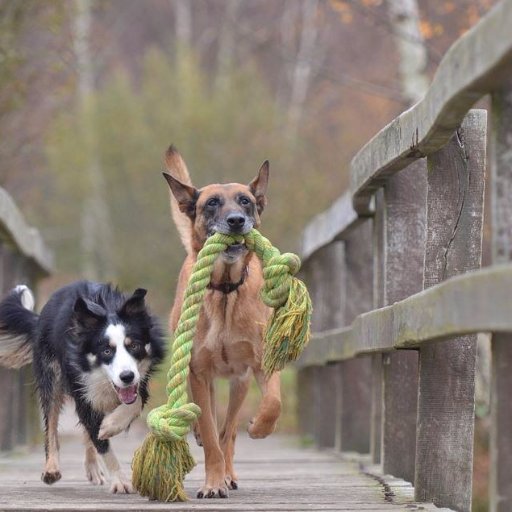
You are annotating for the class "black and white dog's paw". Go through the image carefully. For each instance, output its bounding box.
[110,472,134,494]
[85,460,105,485]
[98,414,126,440]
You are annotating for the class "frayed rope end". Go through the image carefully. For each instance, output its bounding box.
[132,434,195,502]
[263,278,312,375]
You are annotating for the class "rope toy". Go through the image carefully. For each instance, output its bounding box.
[132,228,312,502]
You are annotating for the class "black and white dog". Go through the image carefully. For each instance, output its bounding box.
[0,281,165,493]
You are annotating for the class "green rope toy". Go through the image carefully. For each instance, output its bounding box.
[132,228,312,502]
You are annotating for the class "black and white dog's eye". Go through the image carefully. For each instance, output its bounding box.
[239,196,250,206]
[103,348,112,356]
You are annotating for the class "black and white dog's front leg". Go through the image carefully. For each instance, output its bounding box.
[98,395,143,440]
[75,401,133,493]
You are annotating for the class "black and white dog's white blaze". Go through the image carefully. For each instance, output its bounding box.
[0,281,165,493]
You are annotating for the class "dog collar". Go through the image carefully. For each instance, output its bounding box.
[208,266,249,294]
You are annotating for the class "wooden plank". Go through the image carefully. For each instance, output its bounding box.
[0,187,53,275]
[307,244,345,448]
[297,366,316,439]
[350,0,512,213]
[0,421,456,511]
[489,88,512,512]
[414,109,486,512]
[381,159,426,484]
[338,222,373,454]
[296,263,512,368]
[301,192,368,261]
[370,190,385,464]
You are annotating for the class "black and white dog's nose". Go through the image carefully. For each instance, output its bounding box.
[119,370,135,384]
[226,214,245,230]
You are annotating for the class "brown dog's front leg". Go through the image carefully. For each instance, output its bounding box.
[220,374,251,490]
[248,370,282,439]
[189,372,228,498]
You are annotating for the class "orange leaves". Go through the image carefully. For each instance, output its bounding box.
[418,20,444,40]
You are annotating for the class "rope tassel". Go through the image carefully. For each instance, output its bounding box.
[131,229,312,501]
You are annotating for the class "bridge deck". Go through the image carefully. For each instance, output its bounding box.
[0,424,451,511]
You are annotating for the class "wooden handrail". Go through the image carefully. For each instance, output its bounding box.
[297,264,512,367]
[350,0,512,213]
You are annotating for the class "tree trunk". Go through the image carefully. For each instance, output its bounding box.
[286,0,320,138]
[386,0,428,104]
[74,0,115,281]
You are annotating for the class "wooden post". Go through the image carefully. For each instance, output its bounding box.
[337,220,372,453]
[415,110,486,512]
[381,159,427,483]
[370,189,385,464]
[490,90,512,512]
[304,243,345,448]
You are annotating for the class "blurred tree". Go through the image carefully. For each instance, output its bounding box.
[386,0,428,104]
[73,0,115,281]
[44,45,328,314]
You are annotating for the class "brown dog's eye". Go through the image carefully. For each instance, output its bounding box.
[239,196,251,206]
[206,197,220,208]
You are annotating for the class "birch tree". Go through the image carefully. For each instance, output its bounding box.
[74,0,115,280]
[386,0,429,104]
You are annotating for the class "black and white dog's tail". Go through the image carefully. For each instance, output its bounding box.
[0,285,38,369]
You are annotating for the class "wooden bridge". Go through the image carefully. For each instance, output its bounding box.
[1,1,512,511]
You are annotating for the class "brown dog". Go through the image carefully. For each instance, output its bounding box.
[163,146,282,499]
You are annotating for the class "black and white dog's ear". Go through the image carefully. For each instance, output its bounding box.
[73,297,107,328]
[120,288,147,317]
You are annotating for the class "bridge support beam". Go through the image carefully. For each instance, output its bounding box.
[490,89,512,512]
[415,109,487,512]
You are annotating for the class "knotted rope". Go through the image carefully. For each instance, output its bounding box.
[132,229,312,502]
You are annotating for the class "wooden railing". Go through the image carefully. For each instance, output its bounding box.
[0,188,52,451]
[296,2,512,512]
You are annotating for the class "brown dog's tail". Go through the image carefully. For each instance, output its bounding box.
[164,145,194,254]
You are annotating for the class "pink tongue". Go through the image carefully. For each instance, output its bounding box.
[117,385,137,404]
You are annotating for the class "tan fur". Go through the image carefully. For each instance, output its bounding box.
[164,147,281,498]
[165,146,194,254]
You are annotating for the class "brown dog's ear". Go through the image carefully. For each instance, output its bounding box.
[162,172,199,220]
[248,160,269,214]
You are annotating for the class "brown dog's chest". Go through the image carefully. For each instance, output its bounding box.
[190,287,269,378]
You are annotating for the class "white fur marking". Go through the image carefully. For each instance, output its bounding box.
[15,285,35,311]
[86,353,97,366]
[103,324,139,388]
[81,367,119,413]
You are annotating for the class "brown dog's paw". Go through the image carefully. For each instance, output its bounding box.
[248,397,281,439]
[225,475,238,490]
[197,484,229,499]
[247,415,278,439]
[42,470,62,485]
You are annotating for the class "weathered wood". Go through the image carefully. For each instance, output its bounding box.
[489,88,512,512]
[415,110,486,512]
[0,425,455,511]
[301,192,369,261]
[350,0,512,213]
[0,188,53,275]
[370,191,385,464]
[297,263,512,367]
[381,159,426,484]
[307,244,345,448]
[338,222,373,454]
[297,366,316,438]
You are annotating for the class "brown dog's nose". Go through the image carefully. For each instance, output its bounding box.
[226,214,246,230]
